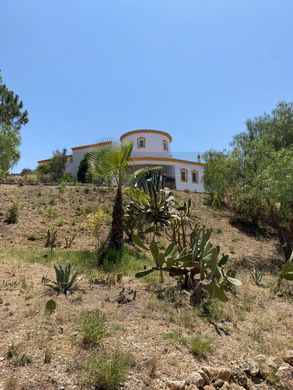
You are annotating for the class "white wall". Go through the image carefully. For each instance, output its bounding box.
[174,163,205,192]
[128,159,205,192]
[66,147,97,177]
[122,132,172,158]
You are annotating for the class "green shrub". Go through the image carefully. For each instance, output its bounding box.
[200,299,224,321]
[59,173,74,184]
[14,353,32,367]
[27,233,37,241]
[6,344,18,359]
[189,335,212,357]
[5,204,19,224]
[228,245,235,254]
[76,309,107,346]
[44,229,58,251]
[84,351,134,390]
[45,299,56,315]
[165,330,187,346]
[166,330,212,357]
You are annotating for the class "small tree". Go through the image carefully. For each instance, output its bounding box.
[37,149,68,182]
[0,72,28,131]
[88,142,160,261]
[77,153,89,183]
[0,125,21,182]
[88,142,133,253]
[203,102,293,261]
[0,72,28,181]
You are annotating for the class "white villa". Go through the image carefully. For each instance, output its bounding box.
[38,129,205,192]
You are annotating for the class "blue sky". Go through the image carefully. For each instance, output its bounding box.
[1,0,293,171]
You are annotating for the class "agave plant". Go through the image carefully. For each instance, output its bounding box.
[250,268,264,287]
[127,172,176,230]
[45,263,79,296]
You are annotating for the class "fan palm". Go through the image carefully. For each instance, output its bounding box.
[88,141,160,257]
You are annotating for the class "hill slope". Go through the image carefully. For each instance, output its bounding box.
[0,185,292,390]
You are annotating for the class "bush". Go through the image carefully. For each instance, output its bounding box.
[37,148,68,183]
[84,351,134,390]
[201,299,224,320]
[77,153,90,183]
[21,168,32,176]
[189,335,212,357]
[76,309,107,346]
[23,173,39,184]
[58,173,74,184]
[5,204,19,224]
[86,209,105,238]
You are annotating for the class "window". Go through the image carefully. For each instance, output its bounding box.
[163,140,168,151]
[137,137,145,148]
[192,170,198,183]
[180,168,188,182]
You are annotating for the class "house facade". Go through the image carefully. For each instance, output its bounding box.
[38,129,205,192]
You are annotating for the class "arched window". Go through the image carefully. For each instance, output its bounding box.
[163,140,168,151]
[180,168,188,182]
[137,137,146,148]
[192,170,198,183]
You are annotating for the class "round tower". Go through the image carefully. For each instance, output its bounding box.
[120,129,172,158]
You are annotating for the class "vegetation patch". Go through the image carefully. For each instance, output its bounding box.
[76,309,107,347]
[84,351,134,390]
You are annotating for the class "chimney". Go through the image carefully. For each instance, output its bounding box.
[197,153,201,162]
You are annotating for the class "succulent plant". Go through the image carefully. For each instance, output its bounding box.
[44,263,79,296]
[133,222,241,302]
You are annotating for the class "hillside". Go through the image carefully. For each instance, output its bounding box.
[0,185,292,390]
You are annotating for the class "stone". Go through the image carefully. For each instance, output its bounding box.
[276,363,293,390]
[201,366,220,380]
[283,350,293,366]
[214,379,224,388]
[238,360,250,373]
[257,357,278,380]
[203,386,216,390]
[230,385,246,390]
[255,355,267,363]
[220,383,231,390]
[251,384,272,390]
[188,372,205,387]
[217,368,232,381]
[231,367,247,387]
[238,359,259,376]
[198,370,210,384]
[248,361,259,377]
[168,380,186,390]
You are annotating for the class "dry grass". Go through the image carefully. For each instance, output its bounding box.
[0,185,292,389]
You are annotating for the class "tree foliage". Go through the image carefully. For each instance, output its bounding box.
[203,102,293,261]
[0,73,28,131]
[77,153,90,183]
[88,142,134,252]
[37,149,68,182]
[0,72,28,180]
[0,125,21,181]
[88,142,160,259]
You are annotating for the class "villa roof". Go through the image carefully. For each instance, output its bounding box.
[71,140,112,151]
[130,156,204,167]
[120,129,172,143]
[38,155,72,164]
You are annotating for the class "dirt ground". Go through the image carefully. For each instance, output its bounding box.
[0,185,292,390]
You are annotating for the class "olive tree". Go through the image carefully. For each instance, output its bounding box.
[203,102,293,261]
